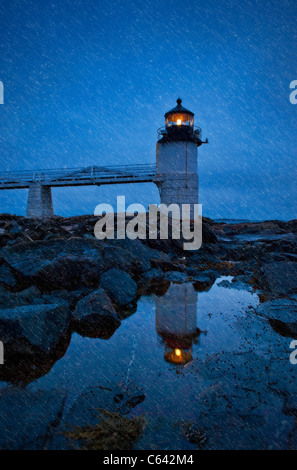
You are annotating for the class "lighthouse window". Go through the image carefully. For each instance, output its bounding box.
[166,113,193,127]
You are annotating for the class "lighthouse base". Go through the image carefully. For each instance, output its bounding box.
[158,173,198,206]
[156,140,199,218]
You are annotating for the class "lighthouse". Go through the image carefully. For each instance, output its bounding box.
[156,99,207,217]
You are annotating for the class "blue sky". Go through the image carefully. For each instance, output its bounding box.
[0,0,296,220]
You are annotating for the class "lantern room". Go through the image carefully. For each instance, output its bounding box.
[165,98,194,128]
[157,98,207,146]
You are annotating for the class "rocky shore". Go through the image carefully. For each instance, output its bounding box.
[1,214,297,371]
[1,213,297,449]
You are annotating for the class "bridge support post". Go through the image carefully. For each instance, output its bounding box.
[26,183,53,218]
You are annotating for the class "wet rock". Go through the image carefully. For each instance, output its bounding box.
[0,285,43,308]
[186,266,201,275]
[116,303,138,321]
[237,242,267,261]
[263,233,297,249]
[256,298,297,323]
[0,285,8,297]
[192,272,216,292]
[0,330,71,386]
[141,268,164,281]
[102,246,144,275]
[186,251,217,265]
[252,261,297,295]
[72,288,120,338]
[217,275,252,291]
[0,388,66,450]
[2,238,104,291]
[0,260,18,290]
[142,217,217,252]
[213,220,288,237]
[138,268,166,295]
[106,238,169,272]
[0,303,71,355]
[42,288,92,309]
[0,256,28,291]
[36,255,102,291]
[217,279,232,288]
[0,285,91,311]
[100,268,137,307]
[9,221,22,235]
[269,318,297,339]
[140,276,170,297]
[202,223,218,244]
[286,219,297,234]
[151,258,180,271]
[264,252,297,262]
[146,237,180,253]
[163,271,189,282]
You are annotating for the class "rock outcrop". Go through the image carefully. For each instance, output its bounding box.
[0,302,70,355]
[72,288,121,338]
[251,261,297,296]
[100,268,138,307]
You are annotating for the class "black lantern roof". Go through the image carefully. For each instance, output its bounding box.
[164,98,194,118]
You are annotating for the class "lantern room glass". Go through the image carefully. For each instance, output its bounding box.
[165,113,194,128]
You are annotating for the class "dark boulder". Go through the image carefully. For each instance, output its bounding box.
[100,268,138,307]
[72,288,120,338]
[0,285,43,309]
[0,302,71,356]
[138,268,169,296]
[150,257,181,272]
[192,272,216,292]
[0,256,28,291]
[0,329,71,386]
[269,318,297,339]
[105,238,170,272]
[35,255,102,291]
[2,238,104,291]
[202,223,218,244]
[102,246,143,276]
[0,260,18,290]
[42,288,92,310]
[251,261,297,295]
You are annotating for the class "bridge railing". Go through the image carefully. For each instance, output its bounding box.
[0,163,157,188]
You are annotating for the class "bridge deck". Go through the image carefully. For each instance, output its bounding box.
[0,164,159,189]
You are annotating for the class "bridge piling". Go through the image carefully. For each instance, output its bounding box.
[26,182,53,218]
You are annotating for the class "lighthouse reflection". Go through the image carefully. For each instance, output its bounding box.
[155,283,202,365]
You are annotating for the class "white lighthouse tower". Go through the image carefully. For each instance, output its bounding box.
[156,99,207,216]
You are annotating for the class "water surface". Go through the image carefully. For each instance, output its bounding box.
[1,277,296,450]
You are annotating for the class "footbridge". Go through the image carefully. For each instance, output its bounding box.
[0,163,160,217]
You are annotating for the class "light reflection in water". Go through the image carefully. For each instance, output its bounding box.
[155,283,203,365]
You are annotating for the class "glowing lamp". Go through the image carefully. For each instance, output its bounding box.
[164,98,194,129]
[164,347,193,365]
